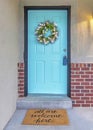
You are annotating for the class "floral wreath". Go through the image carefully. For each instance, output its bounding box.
[35,21,58,44]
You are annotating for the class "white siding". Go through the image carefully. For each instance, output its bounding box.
[0,0,19,129]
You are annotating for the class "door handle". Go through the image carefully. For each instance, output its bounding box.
[63,56,67,65]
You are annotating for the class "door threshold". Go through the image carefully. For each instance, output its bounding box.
[25,94,70,101]
[19,94,70,101]
[28,93,68,97]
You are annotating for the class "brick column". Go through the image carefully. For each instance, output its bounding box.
[18,63,24,97]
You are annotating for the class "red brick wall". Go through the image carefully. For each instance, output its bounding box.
[71,63,93,107]
[18,63,24,97]
[18,63,93,107]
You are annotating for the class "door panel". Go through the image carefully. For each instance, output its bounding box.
[28,10,68,94]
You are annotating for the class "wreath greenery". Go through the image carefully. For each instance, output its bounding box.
[35,21,58,44]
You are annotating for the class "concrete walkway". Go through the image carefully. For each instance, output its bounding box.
[4,108,93,130]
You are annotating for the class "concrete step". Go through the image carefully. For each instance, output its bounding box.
[17,95,72,109]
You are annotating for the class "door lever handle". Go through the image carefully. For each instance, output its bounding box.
[63,56,67,65]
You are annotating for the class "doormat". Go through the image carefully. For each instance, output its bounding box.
[22,109,69,125]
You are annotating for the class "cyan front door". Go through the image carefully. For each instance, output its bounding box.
[26,7,70,95]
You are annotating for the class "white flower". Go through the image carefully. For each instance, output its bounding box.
[53,28,56,31]
[52,33,55,35]
[44,42,48,44]
[48,37,51,40]
[54,23,57,26]
[55,35,58,38]
[43,38,44,41]
[40,40,42,42]
[37,38,40,40]
[38,35,43,37]
[51,40,54,43]
[46,21,49,25]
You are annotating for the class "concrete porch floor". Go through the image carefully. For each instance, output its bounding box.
[4,108,93,130]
